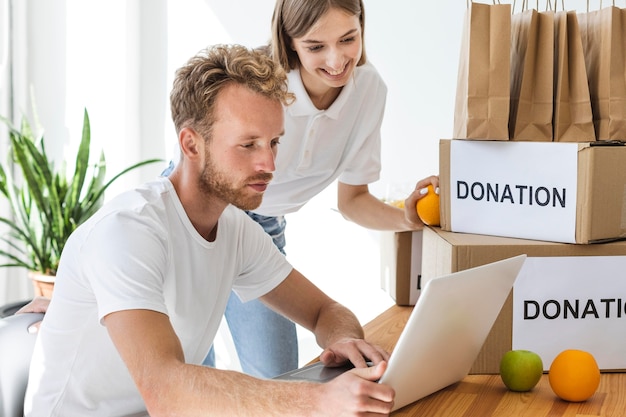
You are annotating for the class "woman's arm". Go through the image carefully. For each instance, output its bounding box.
[337,175,439,231]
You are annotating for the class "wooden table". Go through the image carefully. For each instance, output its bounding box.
[363,305,626,417]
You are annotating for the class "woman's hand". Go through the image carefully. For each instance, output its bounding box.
[404,175,439,227]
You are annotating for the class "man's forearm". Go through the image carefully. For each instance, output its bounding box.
[144,365,323,417]
[313,301,364,348]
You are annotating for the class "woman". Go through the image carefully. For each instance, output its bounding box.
[216,0,438,378]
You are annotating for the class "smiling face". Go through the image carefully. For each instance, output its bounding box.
[198,83,285,211]
[291,7,362,100]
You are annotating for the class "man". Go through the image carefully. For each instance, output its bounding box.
[24,44,395,416]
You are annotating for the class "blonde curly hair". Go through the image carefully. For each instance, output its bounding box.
[170,44,294,140]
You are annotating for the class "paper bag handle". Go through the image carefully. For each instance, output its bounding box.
[512,0,556,11]
[586,0,625,11]
[465,0,503,8]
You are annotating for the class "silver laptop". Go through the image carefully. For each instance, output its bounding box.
[274,254,527,412]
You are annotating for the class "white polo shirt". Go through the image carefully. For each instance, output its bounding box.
[252,61,387,216]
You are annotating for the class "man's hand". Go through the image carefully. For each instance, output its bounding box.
[16,296,51,314]
[15,296,51,333]
[318,361,395,416]
[319,337,390,369]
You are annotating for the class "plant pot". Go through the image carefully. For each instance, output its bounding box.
[28,272,55,298]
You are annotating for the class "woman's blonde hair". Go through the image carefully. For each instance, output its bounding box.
[170,44,294,139]
[270,0,367,71]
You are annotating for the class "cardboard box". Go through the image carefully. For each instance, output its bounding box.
[421,226,626,374]
[379,231,422,306]
[439,139,626,244]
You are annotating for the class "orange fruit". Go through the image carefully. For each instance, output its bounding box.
[416,185,440,226]
[548,349,600,402]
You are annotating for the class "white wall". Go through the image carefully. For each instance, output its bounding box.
[2,0,599,358]
[166,0,594,191]
[164,0,465,189]
[179,0,597,366]
[13,0,600,223]
[17,0,598,215]
[145,0,466,367]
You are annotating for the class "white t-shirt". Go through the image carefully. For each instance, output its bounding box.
[24,177,292,417]
[252,61,387,216]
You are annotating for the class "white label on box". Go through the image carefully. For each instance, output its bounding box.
[512,256,626,370]
[450,141,578,243]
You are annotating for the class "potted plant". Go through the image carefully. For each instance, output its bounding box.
[0,109,163,296]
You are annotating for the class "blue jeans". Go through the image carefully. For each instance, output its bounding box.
[161,162,298,378]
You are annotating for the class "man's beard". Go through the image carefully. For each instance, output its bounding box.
[198,155,272,211]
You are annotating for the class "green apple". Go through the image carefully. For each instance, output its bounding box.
[500,349,544,392]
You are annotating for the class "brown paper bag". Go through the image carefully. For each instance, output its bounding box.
[453,2,511,140]
[552,10,596,142]
[509,8,554,141]
[578,6,626,141]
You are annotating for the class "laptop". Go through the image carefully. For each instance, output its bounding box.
[274,254,527,412]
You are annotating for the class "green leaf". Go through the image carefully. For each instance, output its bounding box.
[0,109,164,275]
